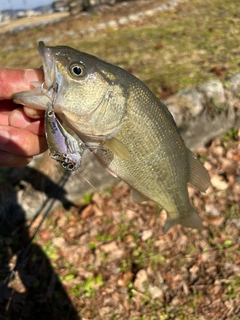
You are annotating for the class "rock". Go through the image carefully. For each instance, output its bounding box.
[199,80,226,106]
[128,14,140,22]
[145,9,155,17]
[228,74,240,97]
[163,74,240,149]
[166,88,204,128]
[176,88,204,117]
[118,16,129,25]
[106,20,118,28]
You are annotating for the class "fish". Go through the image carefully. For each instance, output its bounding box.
[13,41,210,233]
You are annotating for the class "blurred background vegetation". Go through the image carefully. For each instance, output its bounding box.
[1,0,239,99]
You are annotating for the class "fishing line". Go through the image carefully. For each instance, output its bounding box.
[79,170,144,215]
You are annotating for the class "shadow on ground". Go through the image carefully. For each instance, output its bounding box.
[0,167,80,319]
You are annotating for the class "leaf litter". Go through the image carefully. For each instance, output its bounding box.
[0,129,239,319]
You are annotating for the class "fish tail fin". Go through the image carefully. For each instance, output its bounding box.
[164,209,202,234]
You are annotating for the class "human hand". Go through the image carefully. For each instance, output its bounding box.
[0,68,47,167]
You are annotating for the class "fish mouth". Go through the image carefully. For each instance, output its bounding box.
[12,41,57,109]
[38,41,55,90]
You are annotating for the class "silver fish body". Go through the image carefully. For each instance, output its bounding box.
[13,41,210,232]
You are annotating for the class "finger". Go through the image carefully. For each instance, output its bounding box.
[0,111,10,126]
[9,108,45,136]
[0,68,43,100]
[0,150,32,168]
[0,126,48,157]
[23,106,45,119]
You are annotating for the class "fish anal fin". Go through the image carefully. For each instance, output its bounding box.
[104,138,132,161]
[188,149,210,192]
[164,209,202,233]
[130,188,149,204]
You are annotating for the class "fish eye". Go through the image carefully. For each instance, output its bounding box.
[69,63,86,77]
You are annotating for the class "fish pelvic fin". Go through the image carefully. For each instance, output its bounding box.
[164,209,202,234]
[104,138,132,161]
[188,149,210,192]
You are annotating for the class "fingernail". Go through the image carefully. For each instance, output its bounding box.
[0,129,9,145]
[24,69,39,84]
[9,109,28,128]
[23,106,45,119]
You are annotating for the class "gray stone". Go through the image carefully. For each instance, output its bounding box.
[95,23,106,30]
[177,88,204,117]
[106,19,118,28]
[145,9,155,17]
[128,14,140,22]
[163,80,240,149]
[199,80,226,106]
[228,73,240,97]
[165,88,204,128]
[118,16,129,25]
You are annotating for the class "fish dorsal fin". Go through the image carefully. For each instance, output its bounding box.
[187,149,210,192]
[130,188,149,204]
[104,138,132,161]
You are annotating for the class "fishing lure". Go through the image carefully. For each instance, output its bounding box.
[44,100,86,171]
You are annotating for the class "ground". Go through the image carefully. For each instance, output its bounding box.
[0,0,240,319]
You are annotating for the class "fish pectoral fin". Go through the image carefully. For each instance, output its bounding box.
[104,138,132,161]
[164,209,202,233]
[130,188,149,204]
[188,149,210,192]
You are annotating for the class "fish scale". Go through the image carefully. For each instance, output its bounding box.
[97,79,190,217]
[13,41,210,233]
